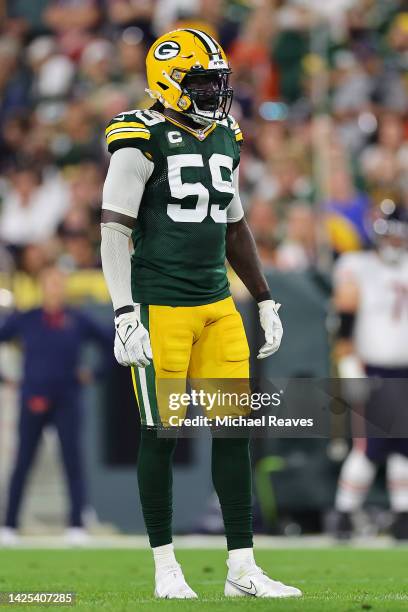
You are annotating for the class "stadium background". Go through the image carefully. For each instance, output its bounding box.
[0,0,407,537]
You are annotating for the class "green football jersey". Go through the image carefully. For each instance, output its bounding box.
[105,108,243,306]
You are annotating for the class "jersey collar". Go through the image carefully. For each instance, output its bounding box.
[161,113,216,141]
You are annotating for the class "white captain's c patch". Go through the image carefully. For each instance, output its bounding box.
[167,131,183,144]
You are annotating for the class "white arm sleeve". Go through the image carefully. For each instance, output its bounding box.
[226,166,244,223]
[101,223,134,312]
[101,148,153,312]
[102,147,154,218]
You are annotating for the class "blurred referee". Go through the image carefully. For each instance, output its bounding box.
[0,265,112,546]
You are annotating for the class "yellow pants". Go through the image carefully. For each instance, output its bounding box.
[131,296,250,427]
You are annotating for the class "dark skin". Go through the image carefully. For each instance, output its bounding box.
[225,217,270,300]
[101,75,269,304]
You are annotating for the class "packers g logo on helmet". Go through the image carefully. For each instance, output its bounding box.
[154,41,180,60]
[145,29,233,123]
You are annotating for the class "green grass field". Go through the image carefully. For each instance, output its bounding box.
[0,548,407,611]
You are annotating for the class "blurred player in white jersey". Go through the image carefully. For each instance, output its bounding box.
[333,202,408,540]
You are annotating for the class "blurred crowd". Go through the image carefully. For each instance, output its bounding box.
[0,0,408,298]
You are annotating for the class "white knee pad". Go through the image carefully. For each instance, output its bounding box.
[335,450,376,512]
[387,453,408,512]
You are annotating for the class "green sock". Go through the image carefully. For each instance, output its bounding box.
[137,428,177,548]
[211,437,253,550]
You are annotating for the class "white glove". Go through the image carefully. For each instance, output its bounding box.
[114,310,152,368]
[257,300,283,359]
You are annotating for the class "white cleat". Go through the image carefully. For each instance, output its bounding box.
[64,528,90,547]
[154,563,198,599]
[225,561,302,598]
[0,527,20,547]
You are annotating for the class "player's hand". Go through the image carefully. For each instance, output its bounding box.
[257,300,283,359]
[114,309,152,368]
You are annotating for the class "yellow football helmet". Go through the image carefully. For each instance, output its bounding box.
[145,29,233,123]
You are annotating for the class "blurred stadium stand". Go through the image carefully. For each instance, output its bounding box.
[1,0,406,534]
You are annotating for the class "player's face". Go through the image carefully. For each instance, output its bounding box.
[183,72,227,112]
[40,268,67,309]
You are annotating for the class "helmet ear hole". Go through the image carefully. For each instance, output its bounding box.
[157,81,169,90]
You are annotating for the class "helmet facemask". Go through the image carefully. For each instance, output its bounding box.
[180,68,233,124]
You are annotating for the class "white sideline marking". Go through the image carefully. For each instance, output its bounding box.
[0,534,407,550]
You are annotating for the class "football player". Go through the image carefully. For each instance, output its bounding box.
[333,203,408,540]
[100,29,301,598]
